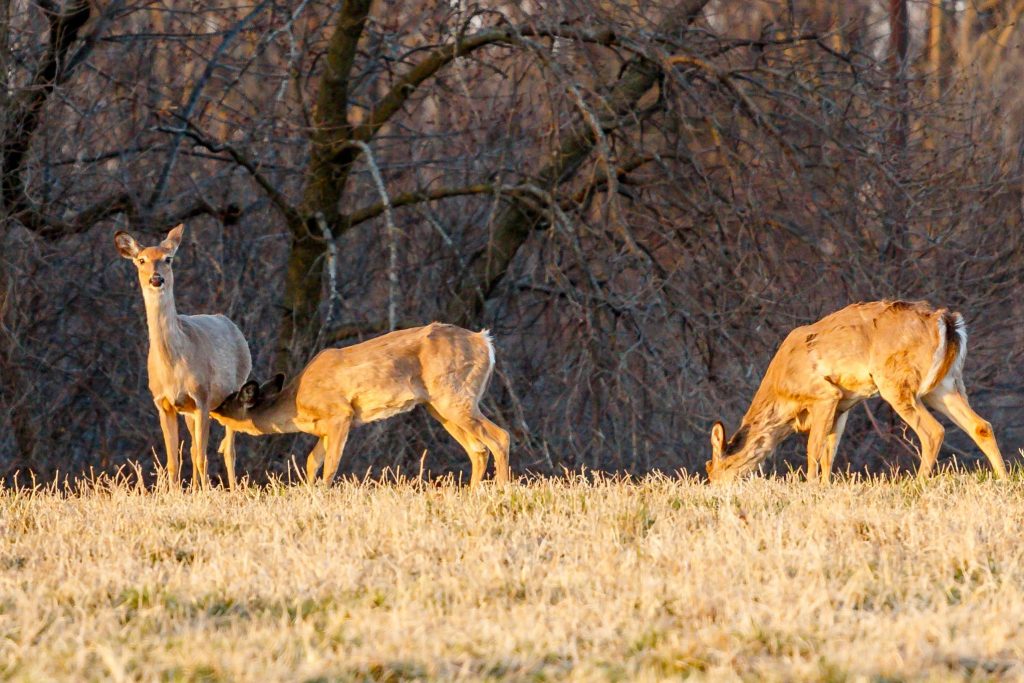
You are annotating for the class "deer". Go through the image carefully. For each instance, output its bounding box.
[210,323,510,487]
[115,224,252,490]
[706,300,1007,484]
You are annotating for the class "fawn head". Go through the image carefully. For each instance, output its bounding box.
[114,224,184,294]
[214,373,286,420]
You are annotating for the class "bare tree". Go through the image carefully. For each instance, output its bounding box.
[2,0,1023,484]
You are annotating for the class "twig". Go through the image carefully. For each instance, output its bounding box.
[314,211,341,351]
[147,0,272,210]
[346,140,399,332]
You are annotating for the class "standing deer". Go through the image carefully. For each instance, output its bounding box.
[115,224,252,489]
[211,323,510,487]
[706,300,1007,483]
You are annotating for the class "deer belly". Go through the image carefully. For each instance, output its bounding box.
[833,375,878,412]
[351,398,420,427]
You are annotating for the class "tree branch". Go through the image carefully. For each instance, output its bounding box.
[1,0,91,224]
[157,121,302,227]
[351,24,622,145]
[146,0,272,210]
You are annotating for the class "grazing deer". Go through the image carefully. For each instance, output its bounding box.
[211,323,510,487]
[115,224,252,489]
[707,300,1007,483]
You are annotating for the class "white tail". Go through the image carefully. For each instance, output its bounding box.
[707,300,1006,483]
[212,323,510,487]
[115,224,252,489]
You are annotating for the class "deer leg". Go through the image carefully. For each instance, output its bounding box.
[305,439,326,484]
[805,400,838,484]
[820,411,849,483]
[320,415,353,485]
[924,382,1006,479]
[880,388,945,478]
[464,415,511,484]
[156,403,180,487]
[183,414,198,486]
[218,427,237,490]
[475,415,511,484]
[427,406,486,487]
[187,410,212,490]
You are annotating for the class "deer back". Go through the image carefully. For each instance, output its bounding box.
[290,323,493,427]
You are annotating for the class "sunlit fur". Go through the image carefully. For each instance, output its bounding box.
[115,224,251,489]
[707,300,1006,483]
[213,323,509,487]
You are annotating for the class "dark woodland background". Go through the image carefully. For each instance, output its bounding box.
[2,0,1023,485]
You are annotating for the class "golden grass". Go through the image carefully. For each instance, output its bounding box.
[1,471,1023,681]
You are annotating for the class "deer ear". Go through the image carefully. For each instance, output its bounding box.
[710,421,726,463]
[161,224,185,256]
[114,231,140,259]
[267,373,285,394]
[238,380,260,408]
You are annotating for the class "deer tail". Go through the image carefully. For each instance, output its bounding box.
[921,311,967,395]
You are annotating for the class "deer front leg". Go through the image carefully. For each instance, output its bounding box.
[321,413,353,485]
[218,427,237,490]
[156,402,181,487]
[820,411,849,483]
[305,439,326,484]
[186,409,212,490]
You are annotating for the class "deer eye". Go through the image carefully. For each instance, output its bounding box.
[164,257,172,264]
[137,257,145,265]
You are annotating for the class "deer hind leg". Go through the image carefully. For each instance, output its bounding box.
[183,414,199,486]
[426,405,487,487]
[320,415,353,485]
[879,386,945,478]
[305,439,326,484]
[924,381,1007,479]
[157,403,181,487]
[186,410,212,490]
[470,415,510,484]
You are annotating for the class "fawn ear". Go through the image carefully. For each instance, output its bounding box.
[710,421,726,463]
[237,380,260,408]
[265,373,285,394]
[114,231,140,259]
[161,224,185,256]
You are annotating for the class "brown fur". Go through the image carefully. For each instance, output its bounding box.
[707,300,1006,483]
[212,323,510,487]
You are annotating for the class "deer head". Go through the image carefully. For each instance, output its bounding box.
[114,224,184,295]
[706,420,761,483]
[214,373,286,421]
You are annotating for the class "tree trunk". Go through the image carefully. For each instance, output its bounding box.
[444,0,710,325]
[885,0,910,270]
[273,0,373,373]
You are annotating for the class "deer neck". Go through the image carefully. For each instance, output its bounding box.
[142,286,186,362]
[722,396,792,474]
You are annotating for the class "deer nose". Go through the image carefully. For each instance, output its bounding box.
[149,273,165,288]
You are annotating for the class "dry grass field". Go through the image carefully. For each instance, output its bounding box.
[1,471,1023,681]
